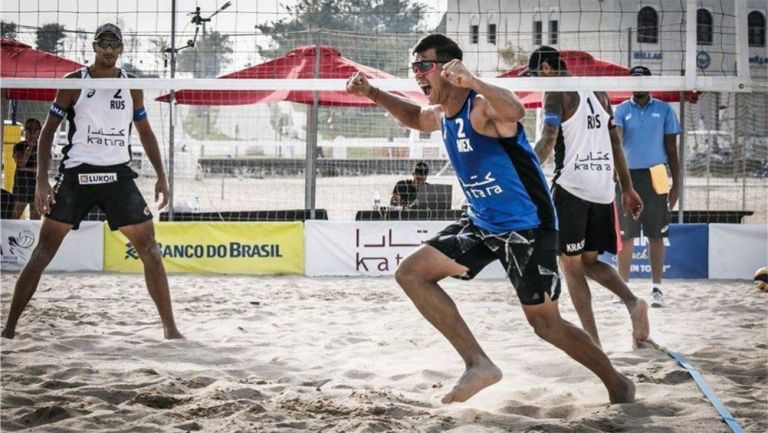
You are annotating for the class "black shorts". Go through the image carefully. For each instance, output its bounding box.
[618,169,669,239]
[424,217,561,305]
[553,185,620,256]
[12,173,36,203]
[47,164,152,231]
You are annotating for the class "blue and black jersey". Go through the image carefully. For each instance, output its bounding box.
[440,90,557,233]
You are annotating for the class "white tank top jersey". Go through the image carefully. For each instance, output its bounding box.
[554,90,615,204]
[63,67,134,169]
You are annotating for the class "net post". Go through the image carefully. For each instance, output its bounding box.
[304,39,321,219]
[684,0,697,91]
[734,0,749,80]
[167,0,177,221]
[678,94,686,224]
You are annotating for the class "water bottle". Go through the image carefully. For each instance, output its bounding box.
[372,191,381,210]
[192,196,201,213]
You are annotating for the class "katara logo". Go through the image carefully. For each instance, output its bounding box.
[125,242,138,259]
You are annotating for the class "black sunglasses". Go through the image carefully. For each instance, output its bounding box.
[411,60,448,75]
[95,39,123,49]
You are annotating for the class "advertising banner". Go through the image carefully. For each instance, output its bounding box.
[600,223,709,279]
[708,224,768,279]
[305,221,506,278]
[1,220,103,271]
[103,222,304,274]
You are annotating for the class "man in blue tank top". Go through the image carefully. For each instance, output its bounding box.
[347,34,634,405]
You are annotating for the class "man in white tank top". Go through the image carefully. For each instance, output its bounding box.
[2,23,183,340]
[529,46,656,350]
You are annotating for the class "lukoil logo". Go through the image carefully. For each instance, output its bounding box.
[124,241,283,260]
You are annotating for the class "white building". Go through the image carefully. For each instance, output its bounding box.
[445,0,767,79]
[445,0,767,150]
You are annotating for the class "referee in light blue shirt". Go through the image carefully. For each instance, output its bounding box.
[614,65,681,308]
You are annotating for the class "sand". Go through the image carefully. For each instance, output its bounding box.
[1,273,766,432]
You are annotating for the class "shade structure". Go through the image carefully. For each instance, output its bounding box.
[156,45,427,106]
[1,39,83,101]
[499,50,696,108]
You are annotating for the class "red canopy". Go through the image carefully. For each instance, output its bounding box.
[1,39,83,101]
[499,50,694,108]
[157,45,427,106]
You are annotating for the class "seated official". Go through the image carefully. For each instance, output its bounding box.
[390,161,429,208]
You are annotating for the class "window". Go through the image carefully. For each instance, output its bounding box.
[549,20,559,45]
[748,11,766,47]
[533,20,542,45]
[470,24,479,44]
[697,9,713,45]
[487,23,497,45]
[637,6,658,43]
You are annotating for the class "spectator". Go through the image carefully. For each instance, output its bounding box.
[12,118,42,219]
[390,161,429,208]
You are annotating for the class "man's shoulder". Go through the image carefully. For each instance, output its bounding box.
[652,98,673,111]
[618,98,638,111]
[616,99,632,108]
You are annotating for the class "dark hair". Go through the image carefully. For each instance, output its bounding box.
[412,34,462,61]
[24,118,41,130]
[527,45,567,72]
[413,162,429,176]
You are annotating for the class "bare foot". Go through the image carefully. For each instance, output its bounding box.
[1,328,15,339]
[628,299,650,341]
[164,329,185,339]
[633,337,664,351]
[608,374,636,404]
[441,361,502,404]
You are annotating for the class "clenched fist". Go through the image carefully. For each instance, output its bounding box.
[440,59,475,88]
[346,72,375,99]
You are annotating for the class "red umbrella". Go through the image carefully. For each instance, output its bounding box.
[1,38,83,101]
[156,45,427,106]
[499,50,697,108]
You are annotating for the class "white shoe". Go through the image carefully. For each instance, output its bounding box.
[651,289,664,308]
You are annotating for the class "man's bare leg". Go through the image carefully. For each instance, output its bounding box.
[617,237,635,282]
[581,251,650,345]
[1,218,71,339]
[522,297,635,404]
[648,237,665,286]
[119,220,183,339]
[559,254,601,347]
[395,245,501,404]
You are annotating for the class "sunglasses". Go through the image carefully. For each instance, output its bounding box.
[25,127,41,132]
[411,60,448,75]
[95,39,123,49]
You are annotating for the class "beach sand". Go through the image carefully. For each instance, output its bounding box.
[1,274,766,432]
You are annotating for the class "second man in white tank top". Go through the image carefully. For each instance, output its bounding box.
[528,46,658,351]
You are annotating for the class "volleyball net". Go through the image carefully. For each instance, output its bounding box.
[1,0,766,222]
